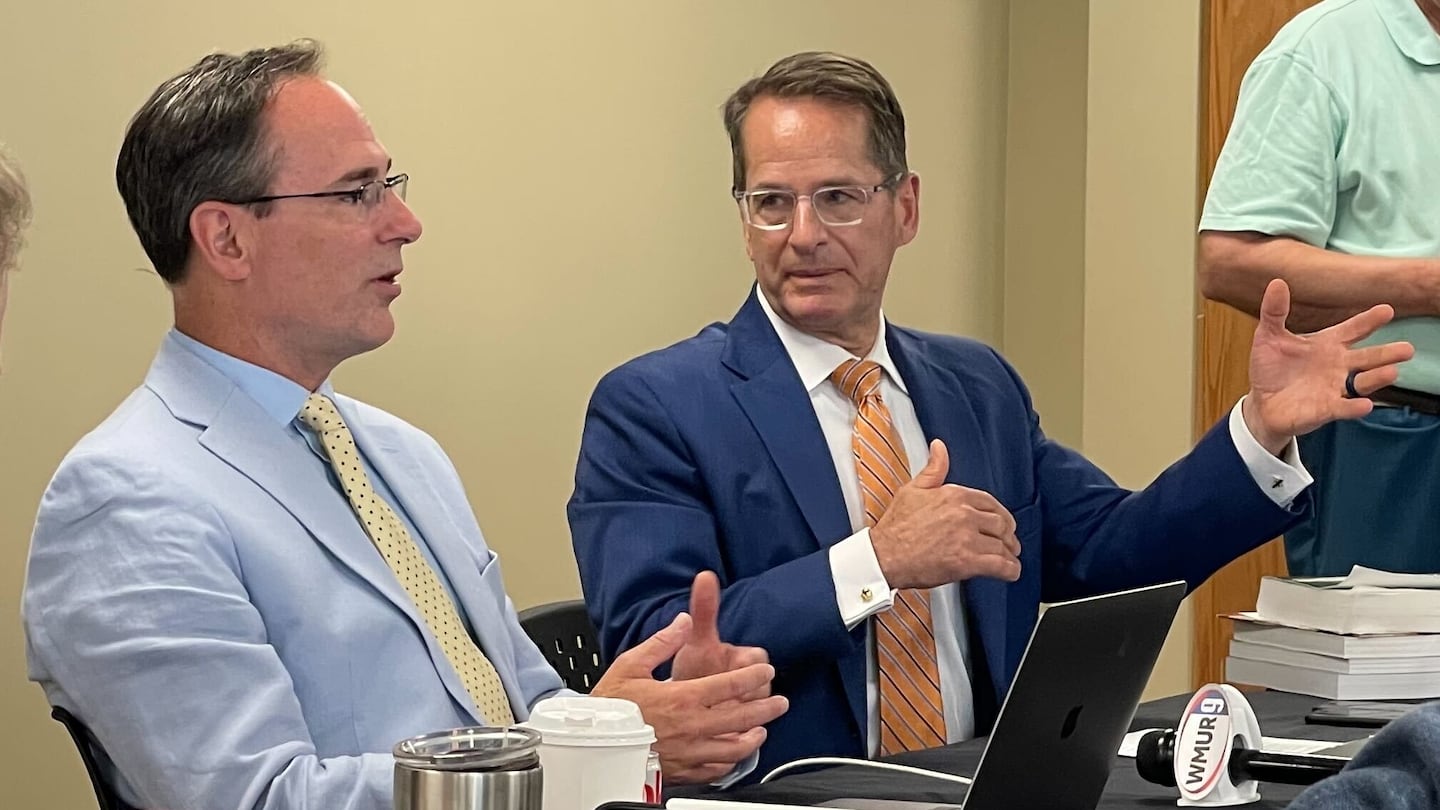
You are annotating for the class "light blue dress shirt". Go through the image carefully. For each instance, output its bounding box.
[170,330,468,617]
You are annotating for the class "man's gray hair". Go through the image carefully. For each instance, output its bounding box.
[116,40,325,284]
[0,143,32,277]
[722,51,908,192]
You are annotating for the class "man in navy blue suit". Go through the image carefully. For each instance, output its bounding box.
[568,51,1413,781]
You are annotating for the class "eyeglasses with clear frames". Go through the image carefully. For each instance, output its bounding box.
[733,172,904,231]
[230,173,409,210]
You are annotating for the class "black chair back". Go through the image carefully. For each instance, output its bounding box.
[517,599,606,693]
[50,706,139,810]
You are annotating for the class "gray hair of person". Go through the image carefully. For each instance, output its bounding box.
[0,143,32,276]
[721,51,908,192]
[116,40,325,284]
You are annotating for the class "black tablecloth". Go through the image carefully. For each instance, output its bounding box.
[721,691,1373,809]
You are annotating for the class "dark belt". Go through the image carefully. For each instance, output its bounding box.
[1370,385,1440,417]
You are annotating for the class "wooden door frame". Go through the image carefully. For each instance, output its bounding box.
[1189,0,1319,689]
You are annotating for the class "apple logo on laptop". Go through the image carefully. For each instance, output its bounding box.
[1060,704,1084,739]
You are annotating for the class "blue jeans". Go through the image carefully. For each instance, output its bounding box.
[1287,407,1440,576]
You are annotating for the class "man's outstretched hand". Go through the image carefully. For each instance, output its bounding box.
[1244,278,1414,455]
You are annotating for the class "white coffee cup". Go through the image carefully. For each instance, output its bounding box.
[521,695,656,810]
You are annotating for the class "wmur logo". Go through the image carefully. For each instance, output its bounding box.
[1175,687,1234,801]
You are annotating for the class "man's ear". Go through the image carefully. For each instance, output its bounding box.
[896,172,920,247]
[189,201,252,282]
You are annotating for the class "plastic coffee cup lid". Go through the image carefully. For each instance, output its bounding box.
[522,696,657,747]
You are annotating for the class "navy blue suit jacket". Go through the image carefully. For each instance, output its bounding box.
[569,291,1306,781]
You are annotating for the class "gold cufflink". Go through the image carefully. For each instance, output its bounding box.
[860,588,874,602]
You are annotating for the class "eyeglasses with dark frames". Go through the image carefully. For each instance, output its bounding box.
[230,173,409,210]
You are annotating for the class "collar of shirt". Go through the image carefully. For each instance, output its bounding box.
[168,329,337,426]
[1377,0,1440,66]
[753,286,910,395]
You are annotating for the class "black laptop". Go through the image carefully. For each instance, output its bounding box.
[826,579,1187,810]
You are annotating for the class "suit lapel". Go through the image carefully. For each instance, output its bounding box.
[148,341,416,622]
[721,293,863,730]
[887,326,1011,705]
[146,339,484,722]
[723,293,852,549]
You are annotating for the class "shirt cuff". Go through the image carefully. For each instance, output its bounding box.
[1228,396,1313,508]
[710,750,759,789]
[829,528,894,630]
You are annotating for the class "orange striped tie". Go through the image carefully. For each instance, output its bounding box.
[831,359,947,754]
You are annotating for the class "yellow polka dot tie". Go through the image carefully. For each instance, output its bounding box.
[298,393,515,725]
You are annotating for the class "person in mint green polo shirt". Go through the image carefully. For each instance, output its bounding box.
[1200,0,1440,576]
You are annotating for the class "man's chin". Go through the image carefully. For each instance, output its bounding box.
[343,318,398,359]
[781,298,849,329]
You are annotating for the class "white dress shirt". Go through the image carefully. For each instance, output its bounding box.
[754,288,1312,755]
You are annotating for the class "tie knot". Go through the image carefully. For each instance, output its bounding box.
[830,359,885,406]
[298,393,344,434]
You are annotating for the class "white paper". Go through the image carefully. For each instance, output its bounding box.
[1257,736,1350,755]
[1338,566,1440,590]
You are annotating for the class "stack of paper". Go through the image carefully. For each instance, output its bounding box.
[1224,567,1440,700]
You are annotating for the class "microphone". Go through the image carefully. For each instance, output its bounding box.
[1136,728,1348,788]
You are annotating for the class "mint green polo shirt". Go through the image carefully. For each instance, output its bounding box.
[1201,0,1440,394]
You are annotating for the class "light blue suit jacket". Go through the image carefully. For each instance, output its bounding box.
[23,335,564,810]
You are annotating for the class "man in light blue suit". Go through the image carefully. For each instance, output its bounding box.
[23,42,785,810]
[568,51,1415,782]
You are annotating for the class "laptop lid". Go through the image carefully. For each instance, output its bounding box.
[958,579,1186,810]
[816,582,1185,810]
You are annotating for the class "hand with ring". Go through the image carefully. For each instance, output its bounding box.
[1242,279,1414,455]
[1344,369,1361,399]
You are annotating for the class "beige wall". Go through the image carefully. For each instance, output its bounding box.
[1004,0,1089,449]
[0,1,1007,804]
[1083,0,1203,697]
[0,0,1207,803]
[1003,0,1203,699]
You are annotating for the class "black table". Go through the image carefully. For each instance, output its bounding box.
[722,691,1372,809]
